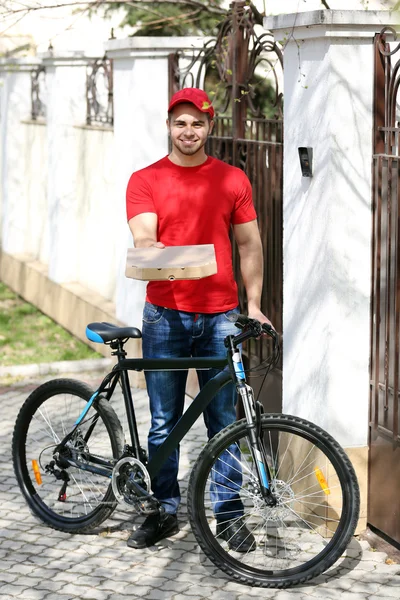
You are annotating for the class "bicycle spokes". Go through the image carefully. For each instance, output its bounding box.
[188,415,359,586]
[13,381,124,531]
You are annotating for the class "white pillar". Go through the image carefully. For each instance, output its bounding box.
[105,37,207,326]
[263,10,399,447]
[0,58,41,254]
[42,52,90,283]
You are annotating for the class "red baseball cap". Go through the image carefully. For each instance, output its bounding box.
[168,88,215,119]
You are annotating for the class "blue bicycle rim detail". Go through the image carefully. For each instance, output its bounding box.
[86,327,104,344]
[75,391,99,425]
[259,461,269,489]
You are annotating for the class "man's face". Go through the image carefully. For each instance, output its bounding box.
[167,103,214,157]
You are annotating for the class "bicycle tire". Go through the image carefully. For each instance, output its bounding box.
[13,378,124,533]
[188,413,360,588]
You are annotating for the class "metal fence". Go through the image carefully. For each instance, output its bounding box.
[369,27,400,544]
[86,56,114,127]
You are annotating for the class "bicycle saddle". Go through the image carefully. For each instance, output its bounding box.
[86,322,142,343]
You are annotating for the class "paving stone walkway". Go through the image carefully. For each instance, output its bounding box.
[1,364,399,600]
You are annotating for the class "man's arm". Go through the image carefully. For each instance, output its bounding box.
[233,220,273,328]
[128,213,165,249]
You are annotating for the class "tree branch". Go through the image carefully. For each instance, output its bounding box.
[2,0,227,17]
[134,8,202,28]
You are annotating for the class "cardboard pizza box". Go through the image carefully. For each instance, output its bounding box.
[125,244,217,281]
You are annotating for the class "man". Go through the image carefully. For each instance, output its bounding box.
[126,88,272,550]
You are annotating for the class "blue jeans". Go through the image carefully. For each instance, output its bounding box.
[142,302,244,519]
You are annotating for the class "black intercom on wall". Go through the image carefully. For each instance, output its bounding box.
[298,147,313,177]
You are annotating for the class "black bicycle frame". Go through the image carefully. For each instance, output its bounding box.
[101,356,233,479]
[58,335,275,502]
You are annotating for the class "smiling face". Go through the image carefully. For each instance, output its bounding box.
[167,103,214,166]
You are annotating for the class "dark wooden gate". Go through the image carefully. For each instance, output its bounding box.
[169,1,283,410]
[369,27,400,545]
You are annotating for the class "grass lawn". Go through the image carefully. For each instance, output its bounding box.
[0,282,101,366]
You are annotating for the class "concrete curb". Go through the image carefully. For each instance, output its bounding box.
[0,357,115,378]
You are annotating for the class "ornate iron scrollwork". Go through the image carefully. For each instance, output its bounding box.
[86,57,114,127]
[31,66,46,121]
[376,27,400,153]
[170,0,283,133]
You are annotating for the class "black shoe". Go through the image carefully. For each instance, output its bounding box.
[216,520,256,553]
[127,512,179,549]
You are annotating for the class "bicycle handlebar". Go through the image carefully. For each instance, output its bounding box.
[226,313,279,349]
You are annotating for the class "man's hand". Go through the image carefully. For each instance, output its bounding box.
[247,306,275,331]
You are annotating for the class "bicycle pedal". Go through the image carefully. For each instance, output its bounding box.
[137,498,161,516]
[139,505,160,516]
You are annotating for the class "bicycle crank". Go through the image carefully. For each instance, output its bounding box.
[111,457,159,515]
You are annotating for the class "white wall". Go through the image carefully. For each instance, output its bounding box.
[260,0,396,14]
[0,53,124,305]
[75,127,117,301]
[0,59,39,255]
[44,56,88,284]
[264,10,399,447]
[23,123,48,263]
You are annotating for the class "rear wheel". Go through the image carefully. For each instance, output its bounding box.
[188,414,360,588]
[13,379,124,532]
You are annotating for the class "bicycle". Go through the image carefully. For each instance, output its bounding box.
[12,314,360,588]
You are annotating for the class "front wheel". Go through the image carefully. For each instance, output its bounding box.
[188,414,360,588]
[13,379,124,533]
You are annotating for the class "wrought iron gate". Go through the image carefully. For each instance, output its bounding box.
[169,1,283,409]
[370,27,400,545]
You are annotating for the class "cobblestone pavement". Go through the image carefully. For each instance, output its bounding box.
[1,364,399,600]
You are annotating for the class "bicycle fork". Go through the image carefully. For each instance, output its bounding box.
[238,383,277,506]
[232,351,277,507]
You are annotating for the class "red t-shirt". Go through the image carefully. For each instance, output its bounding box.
[126,155,257,313]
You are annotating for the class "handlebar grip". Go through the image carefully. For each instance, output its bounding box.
[228,314,279,343]
[262,323,278,342]
[226,313,249,329]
